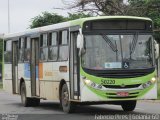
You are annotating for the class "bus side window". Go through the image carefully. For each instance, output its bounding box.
[4,40,12,63]
[40,33,48,61]
[4,41,6,51]
[24,37,31,62]
[59,30,68,61]
[18,38,25,62]
[48,32,58,61]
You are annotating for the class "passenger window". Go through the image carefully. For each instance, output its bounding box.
[62,30,68,44]
[40,34,48,61]
[26,37,30,49]
[48,32,58,61]
[51,32,57,46]
[59,30,69,61]
[6,40,12,51]
[24,37,31,62]
[4,40,12,63]
[19,38,25,62]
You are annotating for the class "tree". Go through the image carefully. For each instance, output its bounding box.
[128,0,160,41]
[0,39,3,75]
[0,39,3,62]
[66,13,92,21]
[61,0,160,16]
[30,12,65,28]
[30,12,92,28]
[60,0,160,40]
[59,0,126,15]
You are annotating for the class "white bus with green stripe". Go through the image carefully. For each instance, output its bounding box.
[3,16,158,113]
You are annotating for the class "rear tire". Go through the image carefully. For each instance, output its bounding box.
[60,84,75,113]
[121,100,136,111]
[20,82,40,107]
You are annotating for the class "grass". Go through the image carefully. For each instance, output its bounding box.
[158,82,160,99]
[0,82,3,90]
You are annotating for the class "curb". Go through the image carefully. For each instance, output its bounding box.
[138,100,160,103]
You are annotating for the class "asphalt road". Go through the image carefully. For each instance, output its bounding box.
[0,91,160,120]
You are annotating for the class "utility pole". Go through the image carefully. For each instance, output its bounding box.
[8,0,10,33]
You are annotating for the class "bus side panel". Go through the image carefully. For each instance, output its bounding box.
[39,62,58,99]
[18,63,31,97]
[25,81,31,97]
[40,81,59,100]
[3,64,12,93]
[39,62,69,100]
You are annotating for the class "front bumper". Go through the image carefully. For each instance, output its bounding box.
[80,82,157,102]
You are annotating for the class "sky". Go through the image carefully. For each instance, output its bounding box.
[0,0,74,34]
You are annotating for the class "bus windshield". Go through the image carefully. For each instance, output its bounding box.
[82,34,154,70]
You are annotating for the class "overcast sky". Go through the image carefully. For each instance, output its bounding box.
[0,0,73,34]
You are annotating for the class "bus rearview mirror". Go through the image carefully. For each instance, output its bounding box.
[155,43,159,59]
[77,34,84,49]
[77,33,84,56]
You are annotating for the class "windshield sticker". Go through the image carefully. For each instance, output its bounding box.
[108,35,119,41]
[122,62,130,69]
[105,62,122,69]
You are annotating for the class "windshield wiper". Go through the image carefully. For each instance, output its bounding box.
[130,33,138,58]
[101,35,118,52]
[147,37,153,64]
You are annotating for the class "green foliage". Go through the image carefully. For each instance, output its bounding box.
[0,39,3,77]
[0,82,2,90]
[128,0,160,41]
[30,12,65,28]
[30,12,92,28]
[0,39,3,63]
[66,13,92,21]
[64,0,160,40]
[30,1,160,40]
[158,82,160,99]
[146,0,160,42]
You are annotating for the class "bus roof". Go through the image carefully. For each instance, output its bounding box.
[4,16,152,40]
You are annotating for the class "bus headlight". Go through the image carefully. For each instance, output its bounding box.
[142,77,156,89]
[151,77,156,83]
[84,79,92,85]
[83,79,105,90]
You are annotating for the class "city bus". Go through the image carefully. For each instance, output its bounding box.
[3,16,159,113]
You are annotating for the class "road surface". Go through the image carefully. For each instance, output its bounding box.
[0,91,159,120]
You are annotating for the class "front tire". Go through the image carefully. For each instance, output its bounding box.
[121,100,136,111]
[20,82,40,107]
[60,84,75,113]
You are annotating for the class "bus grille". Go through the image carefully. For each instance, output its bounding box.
[107,96,137,99]
[103,84,141,89]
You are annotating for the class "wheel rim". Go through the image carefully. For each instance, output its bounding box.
[62,89,69,106]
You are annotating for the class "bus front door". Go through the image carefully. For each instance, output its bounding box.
[12,41,18,94]
[70,32,80,100]
[31,38,39,96]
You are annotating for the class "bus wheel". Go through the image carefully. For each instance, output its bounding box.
[61,84,74,113]
[121,100,137,111]
[21,82,30,107]
[21,82,40,107]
